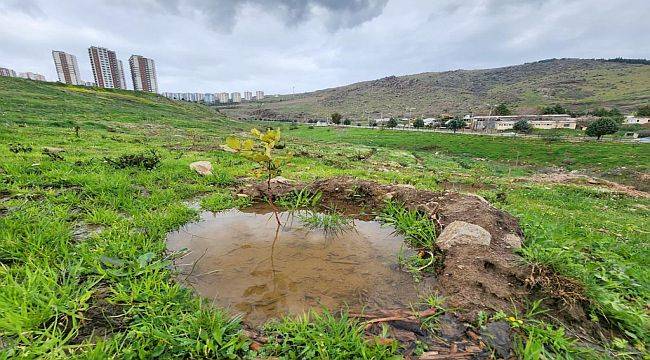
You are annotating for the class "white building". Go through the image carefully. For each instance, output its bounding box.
[129,55,158,93]
[88,46,127,89]
[0,67,17,77]
[204,93,215,104]
[231,92,241,103]
[218,92,229,103]
[244,91,252,101]
[52,51,83,85]
[625,116,649,125]
[471,114,576,131]
[255,91,265,100]
[19,72,46,81]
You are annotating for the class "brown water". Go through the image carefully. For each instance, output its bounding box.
[167,207,433,324]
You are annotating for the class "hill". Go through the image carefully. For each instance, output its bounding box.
[226,58,650,120]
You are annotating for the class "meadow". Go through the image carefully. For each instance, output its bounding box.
[1,77,648,358]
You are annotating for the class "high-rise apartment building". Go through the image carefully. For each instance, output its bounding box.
[218,92,229,103]
[0,67,17,77]
[255,91,265,100]
[243,91,252,101]
[19,72,46,81]
[231,92,241,103]
[88,46,127,89]
[129,55,158,93]
[52,51,82,85]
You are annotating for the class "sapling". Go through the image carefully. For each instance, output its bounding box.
[221,128,292,225]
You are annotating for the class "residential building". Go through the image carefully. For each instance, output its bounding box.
[19,72,46,81]
[255,90,264,100]
[625,115,649,125]
[218,92,229,103]
[204,93,215,104]
[52,50,83,85]
[231,92,241,103]
[0,67,17,77]
[129,55,158,93]
[88,46,127,89]
[84,81,96,87]
[470,114,576,131]
[244,91,252,101]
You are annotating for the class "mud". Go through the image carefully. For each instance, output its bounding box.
[237,177,595,329]
[167,207,434,325]
[524,171,650,198]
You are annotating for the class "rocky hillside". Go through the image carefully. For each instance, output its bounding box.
[225,58,650,120]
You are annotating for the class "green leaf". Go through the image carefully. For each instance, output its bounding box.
[226,137,241,150]
[137,252,155,268]
[242,139,254,151]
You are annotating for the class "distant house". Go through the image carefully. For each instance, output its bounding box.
[625,116,649,125]
[316,120,330,126]
[470,114,576,131]
[422,118,438,127]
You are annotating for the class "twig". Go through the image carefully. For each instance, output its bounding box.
[184,248,208,281]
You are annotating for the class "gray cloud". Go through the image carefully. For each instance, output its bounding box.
[146,0,388,33]
[0,0,648,94]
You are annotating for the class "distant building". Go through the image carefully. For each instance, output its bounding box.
[231,92,241,103]
[52,50,83,85]
[129,55,158,93]
[422,118,438,127]
[88,46,127,89]
[19,72,46,81]
[625,115,649,125]
[255,90,265,100]
[244,91,252,101]
[204,93,215,104]
[470,114,576,131]
[0,67,17,77]
[218,92,229,103]
[84,81,96,87]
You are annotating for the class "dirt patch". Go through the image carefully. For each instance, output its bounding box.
[70,286,129,344]
[237,177,594,330]
[524,171,650,198]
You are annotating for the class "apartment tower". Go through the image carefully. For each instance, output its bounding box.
[129,55,158,93]
[255,91,264,100]
[52,51,82,85]
[88,46,127,89]
[0,67,17,77]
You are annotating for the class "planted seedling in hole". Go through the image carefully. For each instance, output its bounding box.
[221,128,292,226]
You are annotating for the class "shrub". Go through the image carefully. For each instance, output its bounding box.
[636,105,650,117]
[386,118,398,128]
[343,118,351,125]
[494,103,512,116]
[104,150,161,170]
[447,118,466,133]
[413,118,425,128]
[330,112,342,125]
[513,119,533,134]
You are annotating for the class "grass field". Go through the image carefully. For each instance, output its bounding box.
[1,77,648,358]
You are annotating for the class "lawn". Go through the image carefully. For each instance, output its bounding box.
[1,77,648,358]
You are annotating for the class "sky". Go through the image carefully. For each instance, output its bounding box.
[1,0,648,94]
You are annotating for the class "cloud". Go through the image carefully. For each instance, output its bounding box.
[0,0,648,94]
[145,0,388,33]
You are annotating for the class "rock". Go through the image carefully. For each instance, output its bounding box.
[270,176,293,185]
[504,233,523,249]
[189,161,212,176]
[42,147,64,154]
[437,313,466,341]
[481,321,512,358]
[436,221,491,250]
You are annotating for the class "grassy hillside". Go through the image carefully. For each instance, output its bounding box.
[227,58,650,120]
[1,77,648,358]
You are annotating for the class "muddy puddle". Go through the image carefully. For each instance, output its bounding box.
[167,207,433,325]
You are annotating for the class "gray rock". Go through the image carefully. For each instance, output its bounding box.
[481,321,512,358]
[436,221,491,250]
[504,233,523,249]
[189,161,212,176]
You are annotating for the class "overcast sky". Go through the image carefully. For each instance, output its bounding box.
[1,0,648,94]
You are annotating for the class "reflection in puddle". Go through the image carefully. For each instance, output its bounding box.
[167,208,434,325]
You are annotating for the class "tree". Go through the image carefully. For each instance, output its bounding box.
[368,119,377,127]
[412,118,425,128]
[585,118,619,140]
[636,105,650,117]
[343,118,351,125]
[447,119,466,133]
[494,103,512,116]
[331,112,342,124]
[386,118,398,128]
[513,119,532,134]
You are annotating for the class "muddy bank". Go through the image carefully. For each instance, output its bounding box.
[237,177,594,329]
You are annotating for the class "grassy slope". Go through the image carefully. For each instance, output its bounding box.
[1,77,648,358]
[227,59,650,119]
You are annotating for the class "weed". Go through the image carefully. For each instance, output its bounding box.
[8,143,32,153]
[379,200,436,249]
[276,188,322,210]
[299,211,354,235]
[104,150,161,170]
[261,310,399,359]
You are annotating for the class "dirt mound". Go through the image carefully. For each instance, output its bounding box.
[237,177,590,325]
[524,172,650,198]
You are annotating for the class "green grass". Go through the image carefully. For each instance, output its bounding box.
[1,76,648,357]
[299,211,354,235]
